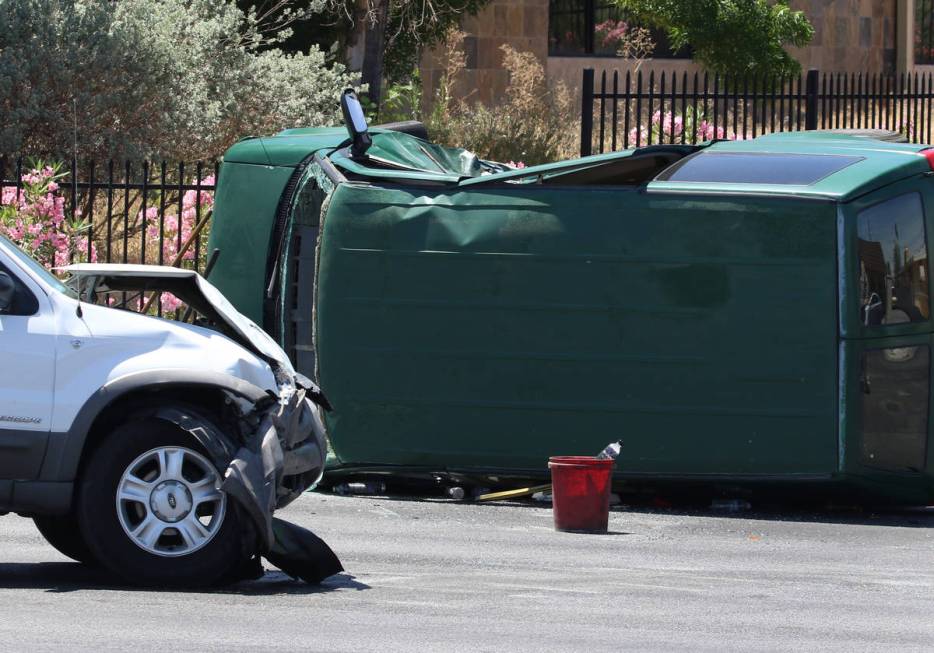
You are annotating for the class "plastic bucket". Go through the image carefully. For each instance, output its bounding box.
[548,456,615,533]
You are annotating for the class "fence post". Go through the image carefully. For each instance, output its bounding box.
[804,68,819,131]
[581,68,595,157]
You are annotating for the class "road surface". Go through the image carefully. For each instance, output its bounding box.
[1,493,933,651]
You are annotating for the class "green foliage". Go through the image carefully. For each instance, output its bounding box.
[380,70,424,121]
[321,1,492,83]
[382,0,491,82]
[382,36,577,165]
[616,0,814,77]
[0,0,359,161]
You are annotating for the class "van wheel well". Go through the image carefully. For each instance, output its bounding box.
[76,385,234,478]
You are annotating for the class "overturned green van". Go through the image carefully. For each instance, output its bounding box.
[208,112,934,503]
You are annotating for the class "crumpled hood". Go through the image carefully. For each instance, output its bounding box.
[63,263,292,372]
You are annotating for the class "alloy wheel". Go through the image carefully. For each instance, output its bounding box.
[115,446,226,557]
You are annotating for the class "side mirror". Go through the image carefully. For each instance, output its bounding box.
[340,88,372,159]
[0,271,14,314]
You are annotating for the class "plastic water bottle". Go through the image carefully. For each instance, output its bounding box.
[332,481,386,496]
[446,486,466,500]
[596,441,622,460]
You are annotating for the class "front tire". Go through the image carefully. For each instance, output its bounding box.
[76,417,251,587]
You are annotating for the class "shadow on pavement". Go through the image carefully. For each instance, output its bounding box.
[0,562,370,595]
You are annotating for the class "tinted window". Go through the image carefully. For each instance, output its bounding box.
[0,262,39,316]
[861,346,930,471]
[858,193,929,326]
[658,152,863,185]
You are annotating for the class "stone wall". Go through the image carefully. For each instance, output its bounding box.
[420,0,903,107]
[787,0,897,75]
[420,0,549,106]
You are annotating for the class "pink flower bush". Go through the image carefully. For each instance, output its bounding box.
[141,174,215,313]
[627,108,742,147]
[595,19,630,49]
[0,164,95,269]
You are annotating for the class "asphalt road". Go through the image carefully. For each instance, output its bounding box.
[1,493,933,652]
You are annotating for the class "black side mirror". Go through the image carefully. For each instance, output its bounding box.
[340,88,372,159]
[0,271,14,314]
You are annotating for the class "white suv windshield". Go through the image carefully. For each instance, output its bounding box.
[0,234,77,299]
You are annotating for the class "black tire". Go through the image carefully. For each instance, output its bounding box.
[33,514,97,565]
[76,417,253,587]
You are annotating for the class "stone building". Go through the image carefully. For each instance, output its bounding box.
[419,0,931,105]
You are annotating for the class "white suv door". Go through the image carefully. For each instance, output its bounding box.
[0,260,55,479]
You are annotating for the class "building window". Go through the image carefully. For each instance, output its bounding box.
[917,0,934,64]
[548,0,691,58]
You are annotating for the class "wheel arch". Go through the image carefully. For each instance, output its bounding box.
[40,369,270,483]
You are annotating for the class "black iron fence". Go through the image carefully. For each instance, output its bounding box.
[0,158,218,272]
[580,68,934,156]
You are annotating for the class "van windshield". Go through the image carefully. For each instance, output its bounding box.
[0,234,77,299]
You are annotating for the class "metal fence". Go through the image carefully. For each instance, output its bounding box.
[580,68,934,156]
[0,158,218,272]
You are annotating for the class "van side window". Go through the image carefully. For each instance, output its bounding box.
[0,263,39,316]
[857,193,930,326]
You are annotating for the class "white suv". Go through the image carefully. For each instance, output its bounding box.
[0,234,328,586]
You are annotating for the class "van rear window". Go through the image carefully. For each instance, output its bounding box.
[858,193,929,326]
[657,152,863,185]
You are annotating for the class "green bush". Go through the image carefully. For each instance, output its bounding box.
[383,32,577,166]
[616,0,814,78]
[0,0,358,161]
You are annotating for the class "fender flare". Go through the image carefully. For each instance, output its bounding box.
[39,369,271,482]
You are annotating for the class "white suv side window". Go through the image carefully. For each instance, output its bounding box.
[0,262,39,316]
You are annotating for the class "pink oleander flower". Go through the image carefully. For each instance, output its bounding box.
[0,164,96,270]
[160,292,183,312]
[595,19,629,49]
[143,178,214,267]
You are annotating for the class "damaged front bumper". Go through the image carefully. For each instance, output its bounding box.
[157,371,341,582]
[221,375,328,552]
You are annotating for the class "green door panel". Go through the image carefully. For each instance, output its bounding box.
[837,177,934,500]
[315,183,840,475]
[207,162,297,324]
[839,335,934,501]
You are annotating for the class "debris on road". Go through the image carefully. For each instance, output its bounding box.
[332,481,387,496]
[475,441,622,504]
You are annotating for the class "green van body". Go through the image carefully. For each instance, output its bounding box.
[208,128,934,503]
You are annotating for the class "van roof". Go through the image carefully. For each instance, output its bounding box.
[222,127,933,202]
[649,132,931,200]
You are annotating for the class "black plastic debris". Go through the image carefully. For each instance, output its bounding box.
[265,518,344,584]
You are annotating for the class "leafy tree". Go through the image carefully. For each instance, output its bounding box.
[0,0,358,161]
[616,0,814,78]
[325,0,491,105]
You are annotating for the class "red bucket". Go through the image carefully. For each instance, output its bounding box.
[548,456,615,533]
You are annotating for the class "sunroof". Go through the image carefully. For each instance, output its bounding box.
[657,152,863,185]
